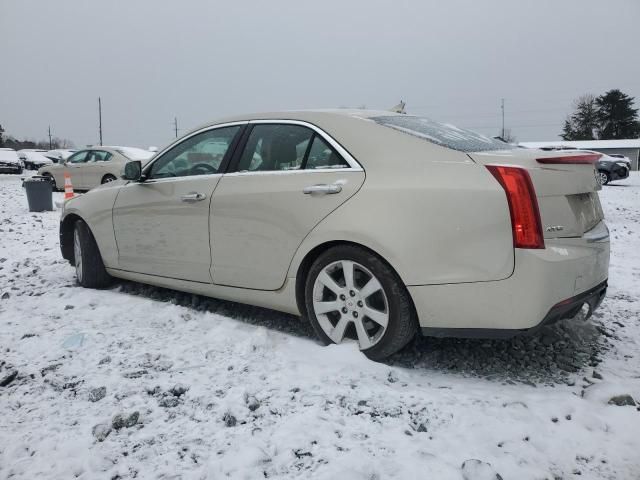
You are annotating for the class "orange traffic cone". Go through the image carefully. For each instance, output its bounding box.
[64,173,74,200]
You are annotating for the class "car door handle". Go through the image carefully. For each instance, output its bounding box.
[180,192,207,203]
[303,184,342,195]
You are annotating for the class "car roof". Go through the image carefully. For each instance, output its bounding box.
[193,109,401,130]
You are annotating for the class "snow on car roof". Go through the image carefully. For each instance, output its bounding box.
[23,151,53,162]
[0,150,19,161]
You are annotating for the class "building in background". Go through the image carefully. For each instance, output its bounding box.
[520,140,640,171]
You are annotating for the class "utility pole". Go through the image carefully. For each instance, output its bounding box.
[48,126,53,149]
[501,98,505,139]
[98,97,103,146]
[174,117,178,138]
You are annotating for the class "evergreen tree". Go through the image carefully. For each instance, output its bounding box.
[0,124,4,148]
[560,94,598,140]
[595,89,640,139]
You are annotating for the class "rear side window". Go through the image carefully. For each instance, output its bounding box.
[305,135,349,169]
[371,115,511,152]
[88,151,112,162]
[236,124,350,172]
[237,124,313,172]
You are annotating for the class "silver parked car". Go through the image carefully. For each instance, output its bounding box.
[38,146,155,191]
[59,110,610,360]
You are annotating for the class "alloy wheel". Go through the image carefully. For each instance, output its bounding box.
[312,260,389,349]
[598,171,609,185]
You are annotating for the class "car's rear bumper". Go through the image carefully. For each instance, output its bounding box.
[410,221,610,336]
[0,165,22,173]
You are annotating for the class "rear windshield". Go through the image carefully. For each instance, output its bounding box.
[371,115,512,153]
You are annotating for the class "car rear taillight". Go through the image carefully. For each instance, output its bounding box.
[536,154,601,164]
[486,165,544,249]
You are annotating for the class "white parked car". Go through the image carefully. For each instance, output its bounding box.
[0,148,23,174]
[38,146,155,191]
[59,110,610,360]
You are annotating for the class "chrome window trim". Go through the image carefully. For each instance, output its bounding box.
[136,173,224,185]
[224,168,358,177]
[142,121,250,177]
[245,119,363,171]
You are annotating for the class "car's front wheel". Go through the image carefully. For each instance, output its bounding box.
[73,220,112,288]
[304,245,417,360]
[597,170,610,185]
[101,174,117,184]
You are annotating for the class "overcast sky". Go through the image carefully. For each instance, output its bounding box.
[1,0,639,148]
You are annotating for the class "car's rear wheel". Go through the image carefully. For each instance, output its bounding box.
[597,170,610,185]
[304,245,417,360]
[73,220,112,288]
[101,174,117,184]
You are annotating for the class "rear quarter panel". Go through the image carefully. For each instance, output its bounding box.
[287,118,514,286]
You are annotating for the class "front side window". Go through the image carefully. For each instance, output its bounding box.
[149,125,241,179]
[67,151,89,164]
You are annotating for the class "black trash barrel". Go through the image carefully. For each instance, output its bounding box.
[23,176,53,212]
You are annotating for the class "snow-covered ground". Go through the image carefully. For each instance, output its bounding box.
[1,173,639,479]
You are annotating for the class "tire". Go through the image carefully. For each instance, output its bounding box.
[101,174,117,184]
[304,245,417,361]
[597,170,610,185]
[73,220,112,288]
[42,173,56,191]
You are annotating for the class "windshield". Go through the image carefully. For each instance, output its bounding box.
[371,115,512,153]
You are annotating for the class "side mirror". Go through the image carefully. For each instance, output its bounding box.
[123,160,142,181]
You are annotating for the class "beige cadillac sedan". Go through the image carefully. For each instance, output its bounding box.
[38,146,154,191]
[59,110,610,360]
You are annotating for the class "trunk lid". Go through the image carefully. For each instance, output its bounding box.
[469,148,604,239]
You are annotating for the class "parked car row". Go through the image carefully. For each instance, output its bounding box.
[0,148,78,173]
